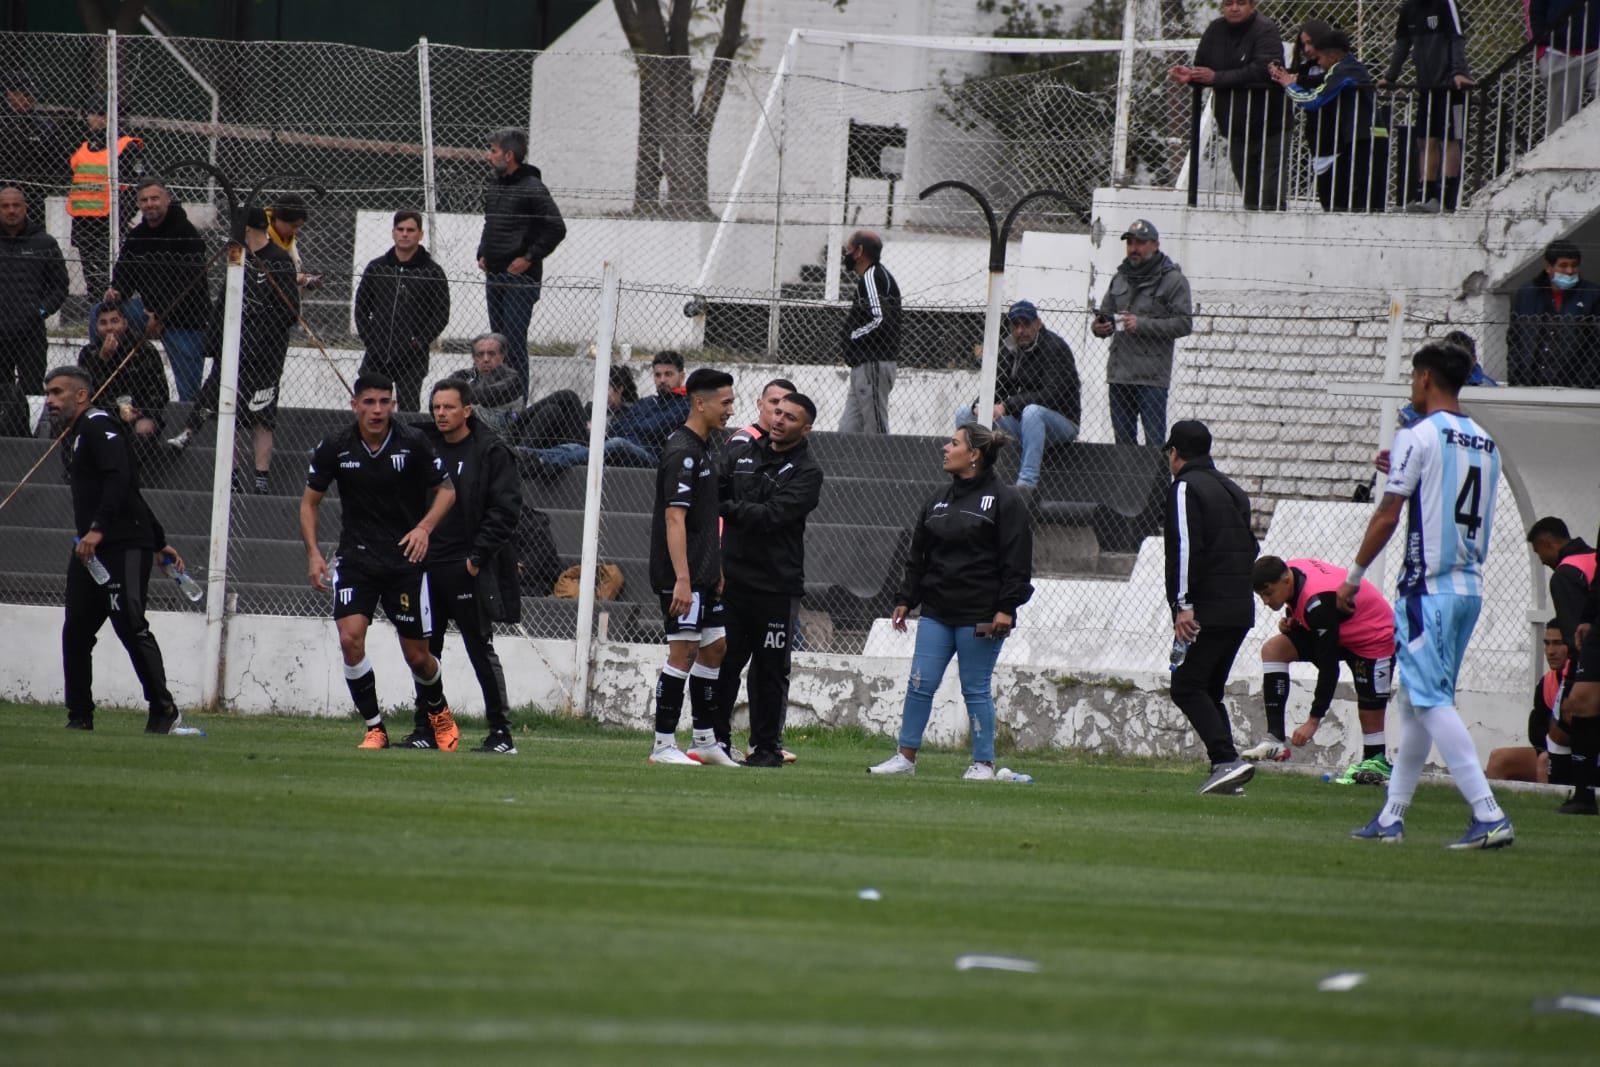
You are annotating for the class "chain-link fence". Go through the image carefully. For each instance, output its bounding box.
[0,16,1587,714]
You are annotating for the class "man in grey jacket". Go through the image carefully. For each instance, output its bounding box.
[1092,220,1193,447]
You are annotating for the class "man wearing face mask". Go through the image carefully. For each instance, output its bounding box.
[837,230,901,435]
[1508,240,1600,388]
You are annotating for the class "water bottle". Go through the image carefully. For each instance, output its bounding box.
[162,554,205,602]
[74,538,111,585]
[1169,639,1190,671]
[995,768,1035,784]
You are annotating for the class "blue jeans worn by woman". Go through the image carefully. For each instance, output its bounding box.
[896,615,1006,763]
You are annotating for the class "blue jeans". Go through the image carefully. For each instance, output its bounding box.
[1108,383,1168,446]
[485,271,540,387]
[957,403,1078,486]
[162,327,207,403]
[526,437,655,470]
[897,616,1007,763]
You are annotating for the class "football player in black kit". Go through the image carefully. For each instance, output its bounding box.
[47,366,188,734]
[413,378,524,754]
[299,372,460,749]
[647,367,738,766]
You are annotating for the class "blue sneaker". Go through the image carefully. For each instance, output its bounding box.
[1349,815,1404,843]
[1447,816,1514,850]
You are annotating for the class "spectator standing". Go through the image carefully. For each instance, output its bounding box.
[1092,220,1192,446]
[1270,21,1386,213]
[477,127,567,391]
[718,391,823,768]
[169,208,298,495]
[1379,0,1474,212]
[66,101,144,301]
[44,366,186,734]
[1162,420,1260,795]
[869,423,1034,781]
[77,299,168,462]
[264,193,315,289]
[106,178,212,402]
[447,333,528,429]
[1507,240,1600,388]
[0,187,68,428]
[1529,0,1600,133]
[957,300,1079,494]
[408,379,524,755]
[1170,0,1290,211]
[838,230,901,434]
[0,72,65,228]
[355,210,450,412]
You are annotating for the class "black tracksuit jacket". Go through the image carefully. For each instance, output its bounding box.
[476,163,567,278]
[1164,456,1258,627]
[719,429,824,597]
[423,415,523,623]
[896,467,1034,626]
[354,246,450,358]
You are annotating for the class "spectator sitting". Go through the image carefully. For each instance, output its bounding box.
[78,298,168,461]
[1507,240,1600,388]
[448,332,526,429]
[510,362,636,449]
[518,352,687,472]
[956,300,1080,495]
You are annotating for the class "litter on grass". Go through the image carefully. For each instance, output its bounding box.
[172,727,206,737]
[1318,972,1367,992]
[955,955,1039,974]
[857,888,881,901]
[1533,995,1600,1017]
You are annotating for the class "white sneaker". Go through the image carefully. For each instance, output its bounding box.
[962,762,996,781]
[648,742,697,766]
[166,428,193,451]
[1241,738,1290,762]
[688,742,741,767]
[867,752,916,776]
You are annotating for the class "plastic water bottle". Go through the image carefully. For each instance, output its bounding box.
[1168,639,1190,671]
[162,555,205,602]
[995,768,1035,784]
[74,538,111,585]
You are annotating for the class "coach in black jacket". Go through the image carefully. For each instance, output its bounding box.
[477,128,566,390]
[718,392,824,766]
[355,210,451,413]
[1163,419,1259,794]
[414,380,524,754]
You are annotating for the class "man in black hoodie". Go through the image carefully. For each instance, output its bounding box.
[1379,0,1474,211]
[355,210,451,413]
[402,379,524,754]
[1171,0,1289,210]
[0,187,68,430]
[108,178,213,403]
[1162,419,1260,795]
[476,128,566,391]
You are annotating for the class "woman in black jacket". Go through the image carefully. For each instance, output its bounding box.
[868,423,1034,781]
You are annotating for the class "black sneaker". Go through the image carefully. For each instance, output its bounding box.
[395,731,440,750]
[743,747,784,768]
[145,707,181,735]
[1558,790,1598,816]
[66,717,93,731]
[473,731,518,754]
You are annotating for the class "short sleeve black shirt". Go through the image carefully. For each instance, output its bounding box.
[649,425,719,592]
[307,420,448,570]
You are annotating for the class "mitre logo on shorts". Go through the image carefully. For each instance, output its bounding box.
[246,386,276,411]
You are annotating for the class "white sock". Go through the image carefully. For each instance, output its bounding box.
[1362,731,1387,748]
[692,728,716,747]
[1380,689,1428,826]
[1420,704,1505,822]
[1548,739,1572,756]
[342,656,373,680]
[654,731,677,749]
[364,714,383,728]
[689,661,720,681]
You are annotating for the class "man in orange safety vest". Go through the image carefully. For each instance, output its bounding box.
[67,100,144,306]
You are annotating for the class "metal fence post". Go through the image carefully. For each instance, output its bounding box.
[573,264,621,718]
[1112,0,1138,185]
[201,232,249,709]
[105,31,120,272]
[823,43,852,305]
[1370,288,1408,590]
[417,37,438,240]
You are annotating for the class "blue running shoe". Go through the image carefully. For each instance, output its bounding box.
[1349,815,1404,843]
[1447,816,1514,850]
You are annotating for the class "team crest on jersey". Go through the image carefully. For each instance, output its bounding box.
[1425,14,1438,28]
[981,495,995,511]
[392,453,406,471]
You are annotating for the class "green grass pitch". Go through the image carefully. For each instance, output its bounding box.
[3,702,1599,1065]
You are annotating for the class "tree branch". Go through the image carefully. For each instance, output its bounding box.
[695,0,746,125]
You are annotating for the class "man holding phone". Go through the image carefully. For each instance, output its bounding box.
[1092,220,1193,447]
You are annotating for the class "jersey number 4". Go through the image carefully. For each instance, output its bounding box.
[1454,466,1483,540]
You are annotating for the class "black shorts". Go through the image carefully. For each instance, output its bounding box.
[1417,88,1467,139]
[1287,628,1394,709]
[236,378,280,430]
[659,589,725,644]
[331,554,431,638]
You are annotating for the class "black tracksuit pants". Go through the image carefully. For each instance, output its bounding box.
[1170,625,1248,765]
[63,544,176,722]
[420,559,511,734]
[716,588,796,754]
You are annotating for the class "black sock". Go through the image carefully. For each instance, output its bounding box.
[688,664,721,735]
[253,469,270,493]
[1442,176,1460,210]
[1568,718,1600,797]
[653,667,688,734]
[345,662,381,726]
[1422,179,1442,204]
[1549,751,1574,785]
[1363,742,1386,761]
[1262,667,1289,741]
[413,662,447,716]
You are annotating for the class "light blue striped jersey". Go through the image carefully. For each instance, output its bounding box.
[1384,409,1499,597]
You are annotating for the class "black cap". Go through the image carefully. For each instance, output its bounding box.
[245,206,269,230]
[1120,219,1159,241]
[1163,419,1211,456]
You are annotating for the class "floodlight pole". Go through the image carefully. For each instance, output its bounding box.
[167,160,325,709]
[918,182,1072,427]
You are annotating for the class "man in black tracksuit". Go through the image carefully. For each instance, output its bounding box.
[355,211,451,413]
[407,379,524,754]
[717,391,824,767]
[1379,0,1474,210]
[838,230,901,434]
[477,128,566,389]
[1162,419,1259,794]
[0,187,68,431]
[107,180,212,403]
[45,365,184,734]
